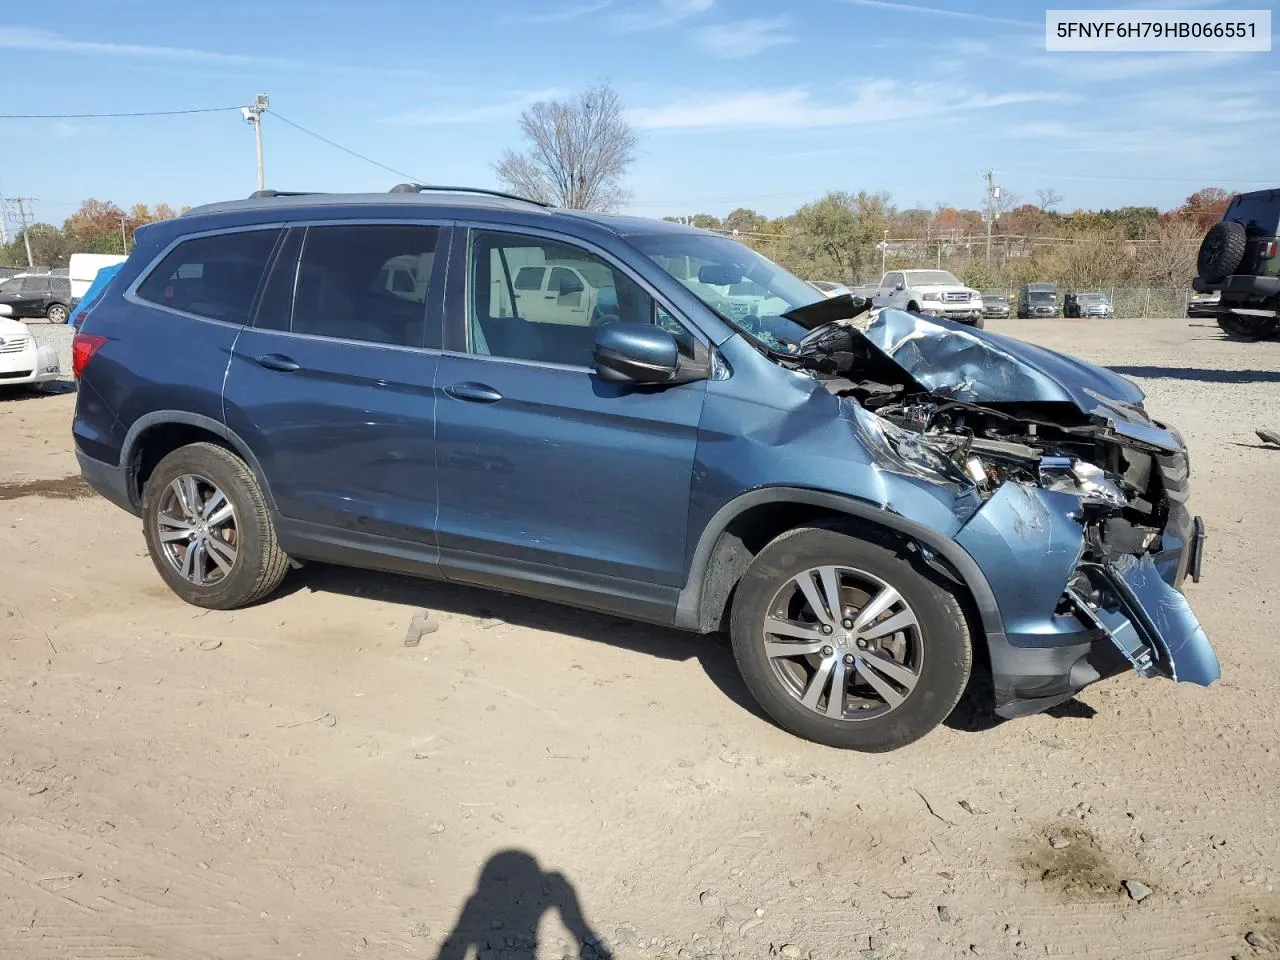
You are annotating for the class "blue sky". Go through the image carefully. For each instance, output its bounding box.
[0,0,1276,233]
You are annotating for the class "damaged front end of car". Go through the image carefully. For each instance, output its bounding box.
[793,306,1219,717]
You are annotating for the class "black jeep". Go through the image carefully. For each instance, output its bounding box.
[1193,188,1280,340]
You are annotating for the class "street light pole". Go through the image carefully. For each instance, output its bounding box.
[241,93,270,192]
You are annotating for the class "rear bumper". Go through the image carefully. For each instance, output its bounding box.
[76,449,138,515]
[1194,274,1280,299]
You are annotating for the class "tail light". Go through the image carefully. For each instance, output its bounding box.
[1260,240,1278,260]
[71,333,107,379]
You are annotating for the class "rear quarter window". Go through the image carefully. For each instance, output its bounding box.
[135,229,282,325]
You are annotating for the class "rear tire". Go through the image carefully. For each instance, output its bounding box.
[1217,313,1279,341]
[46,303,68,324]
[729,527,972,751]
[142,442,290,609]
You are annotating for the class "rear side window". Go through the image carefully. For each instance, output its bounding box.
[23,277,52,294]
[136,230,281,324]
[1227,192,1280,233]
[288,224,440,348]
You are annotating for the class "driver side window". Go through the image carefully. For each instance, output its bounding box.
[467,230,696,366]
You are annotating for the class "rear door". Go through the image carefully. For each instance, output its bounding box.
[224,221,448,554]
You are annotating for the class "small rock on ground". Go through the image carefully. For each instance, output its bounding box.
[1122,880,1153,903]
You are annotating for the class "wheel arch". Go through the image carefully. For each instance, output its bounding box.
[121,411,277,514]
[674,487,1005,644]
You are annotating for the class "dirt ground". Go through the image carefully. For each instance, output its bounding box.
[2,317,1279,960]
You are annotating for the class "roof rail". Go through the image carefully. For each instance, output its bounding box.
[248,189,320,199]
[388,183,552,208]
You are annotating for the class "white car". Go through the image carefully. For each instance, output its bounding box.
[873,269,985,326]
[0,303,61,389]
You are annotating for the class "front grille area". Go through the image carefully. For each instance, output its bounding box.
[0,336,31,354]
[943,292,970,303]
[0,368,34,379]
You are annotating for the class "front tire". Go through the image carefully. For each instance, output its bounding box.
[142,442,290,609]
[729,527,973,751]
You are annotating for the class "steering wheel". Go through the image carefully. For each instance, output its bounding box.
[589,310,620,328]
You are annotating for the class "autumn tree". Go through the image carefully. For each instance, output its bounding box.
[495,83,637,211]
[1176,187,1232,230]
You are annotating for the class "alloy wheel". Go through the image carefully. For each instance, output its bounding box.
[155,474,239,585]
[762,565,922,721]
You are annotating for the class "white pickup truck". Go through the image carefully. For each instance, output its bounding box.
[872,269,985,327]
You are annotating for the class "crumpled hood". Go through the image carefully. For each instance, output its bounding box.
[856,308,1144,407]
[849,309,1179,452]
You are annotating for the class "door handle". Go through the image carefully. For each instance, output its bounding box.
[444,382,503,403]
[254,353,301,373]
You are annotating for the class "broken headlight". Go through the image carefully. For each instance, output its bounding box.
[1038,457,1127,508]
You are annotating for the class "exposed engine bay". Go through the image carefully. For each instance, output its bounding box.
[764,299,1207,688]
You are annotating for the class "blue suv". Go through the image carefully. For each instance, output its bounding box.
[72,185,1218,751]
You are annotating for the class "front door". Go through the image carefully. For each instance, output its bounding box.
[224,222,447,551]
[434,227,707,612]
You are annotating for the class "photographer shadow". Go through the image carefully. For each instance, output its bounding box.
[437,850,613,960]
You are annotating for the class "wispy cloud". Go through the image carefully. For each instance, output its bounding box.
[505,0,612,24]
[0,26,283,65]
[833,0,1036,28]
[0,26,435,79]
[613,0,714,32]
[695,17,795,58]
[628,80,1068,130]
[384,89,566,125]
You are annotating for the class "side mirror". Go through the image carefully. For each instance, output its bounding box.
[593,322,681,384]
[895,281,905,291]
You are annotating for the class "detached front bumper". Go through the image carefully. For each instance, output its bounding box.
[954,483,1219,718]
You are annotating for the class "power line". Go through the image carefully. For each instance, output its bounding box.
[0,106,240,119]
[268,111,422,183]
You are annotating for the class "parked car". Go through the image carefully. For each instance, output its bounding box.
[1064,292,1114,318]
[1192,187,1280,340]
[872,269,985,326]
[980,292,1010,319]
[0,274,73,323]
[69,253,128,306]
[71,184,1218,751]
[1018,282,1059,318]
[809,280,852,298]
[1186,291,1221,318]
[0,303,62,388]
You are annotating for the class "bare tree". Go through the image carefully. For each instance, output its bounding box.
[495,84,637,211]
[1036,188,1064,212]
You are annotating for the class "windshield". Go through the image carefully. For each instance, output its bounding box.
[907,271,961,285]
[1078,293,1106,303]
[628,232,822,350]
[1029,291,1057,303]
[982,292,1006,301]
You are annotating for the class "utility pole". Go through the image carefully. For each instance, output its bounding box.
[5,197,36,267]
[880,229,888,277]
[241,93,270,192]
[982,169,1001,265]
[120,215,129,253]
